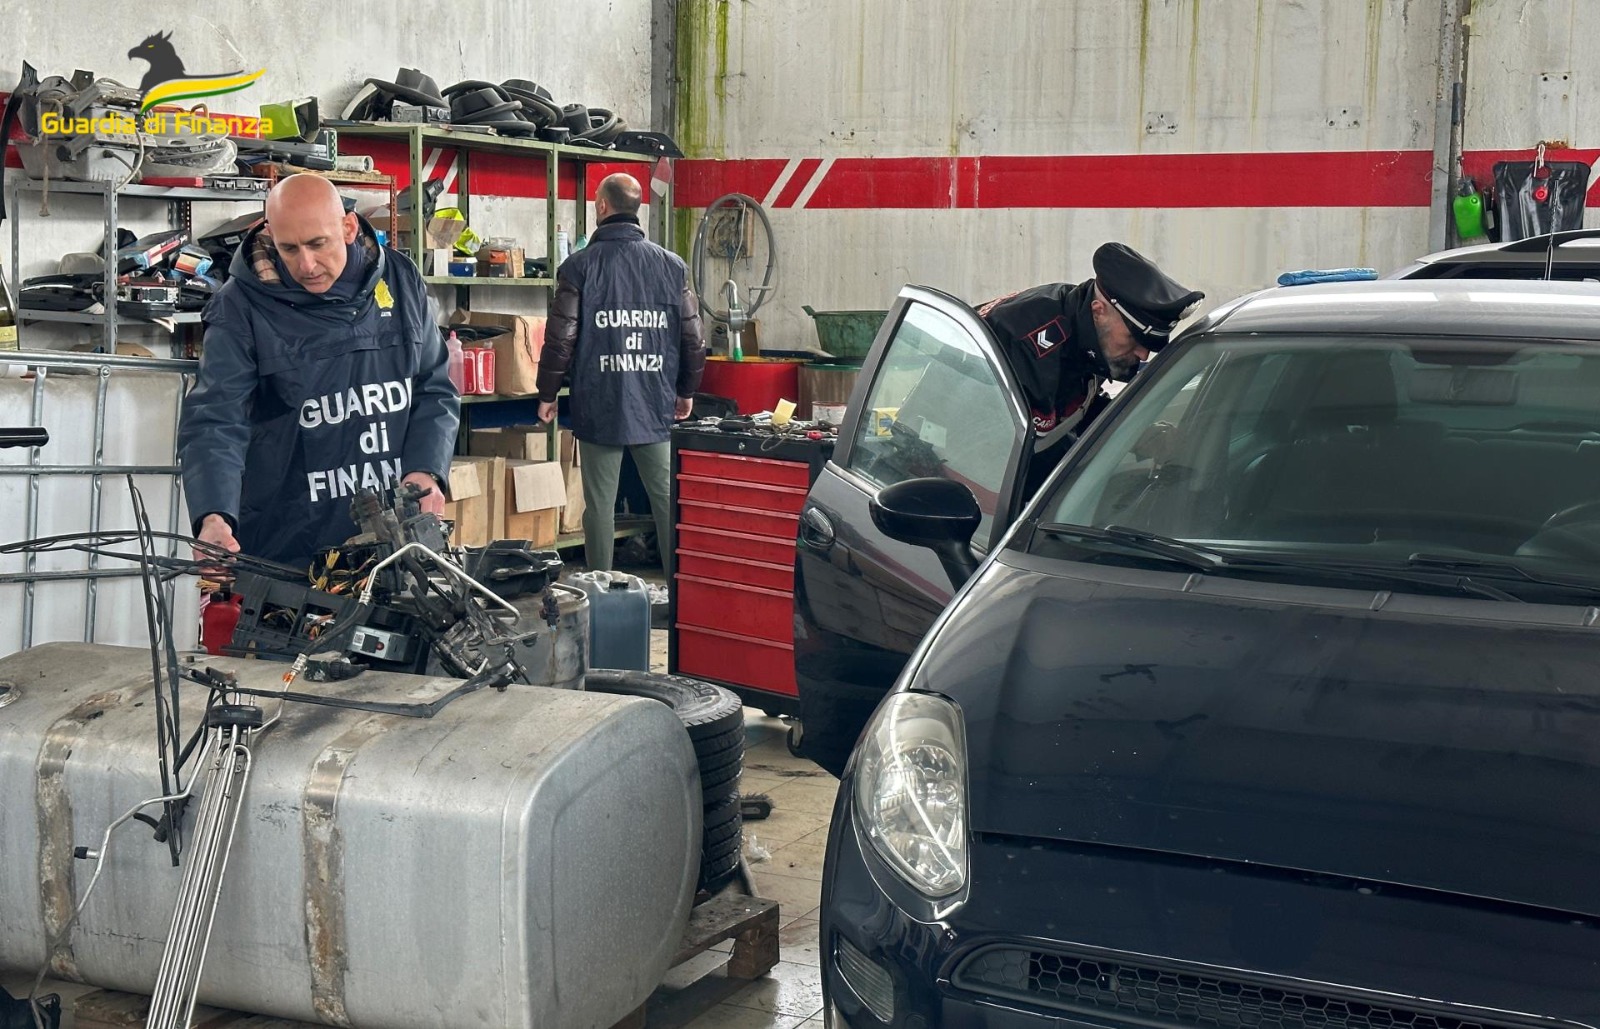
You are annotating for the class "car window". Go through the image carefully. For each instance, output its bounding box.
[846,301,1020,547]
[1029,333,1600,603]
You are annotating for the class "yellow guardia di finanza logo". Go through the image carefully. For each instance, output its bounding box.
[43,31,270,136]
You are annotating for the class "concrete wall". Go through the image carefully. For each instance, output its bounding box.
[669,0,1600,354]
[0,1,657,655]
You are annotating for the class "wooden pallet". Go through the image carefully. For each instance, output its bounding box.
[71,893,781,1029]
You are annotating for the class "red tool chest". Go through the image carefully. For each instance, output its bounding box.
[668,425,834,714]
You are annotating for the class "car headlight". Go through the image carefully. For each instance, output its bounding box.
[852,691,968,897]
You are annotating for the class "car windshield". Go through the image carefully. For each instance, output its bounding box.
[1029,332,1600,602]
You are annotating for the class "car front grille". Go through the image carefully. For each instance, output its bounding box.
[951,945,1552,1029]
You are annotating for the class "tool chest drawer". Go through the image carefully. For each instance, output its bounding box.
[675,473,809,515]
[677,499,800,541]
[679,450,812,489]
[677,625,796,697]
[677,525,796,568]
[676,550,794,593]
[675,576,793,644]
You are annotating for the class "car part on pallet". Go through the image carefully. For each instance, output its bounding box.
[500,79,563,127]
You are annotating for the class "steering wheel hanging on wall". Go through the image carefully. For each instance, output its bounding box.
[690,193,777,356]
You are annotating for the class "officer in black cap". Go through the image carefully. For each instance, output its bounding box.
[977,242,1203,455]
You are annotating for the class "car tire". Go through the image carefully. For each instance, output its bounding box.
[585,669,744,741]
[700,793,743,891]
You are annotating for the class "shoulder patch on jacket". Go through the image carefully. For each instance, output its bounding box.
[1024,316,1069,358]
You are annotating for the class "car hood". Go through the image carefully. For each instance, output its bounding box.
[920,553,1600,918]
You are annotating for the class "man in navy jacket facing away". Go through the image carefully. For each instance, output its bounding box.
[178,174,459,570]
[537,172,705,575]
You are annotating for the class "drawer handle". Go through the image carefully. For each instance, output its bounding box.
[799,506,835,550]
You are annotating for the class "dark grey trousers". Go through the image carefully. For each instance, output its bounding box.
[578,440,673,576]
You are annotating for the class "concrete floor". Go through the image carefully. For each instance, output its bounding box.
[648,627,838,1029]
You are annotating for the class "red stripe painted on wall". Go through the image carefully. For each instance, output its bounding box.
[803,156,959,209]
[772,158,822,208]
[673,157,790,205]
[675,148,1600,210]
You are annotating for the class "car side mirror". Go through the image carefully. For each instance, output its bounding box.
[869,477,982,589]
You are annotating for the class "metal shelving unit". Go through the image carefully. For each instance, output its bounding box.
[338,124,673,553]
[7,178,270,356]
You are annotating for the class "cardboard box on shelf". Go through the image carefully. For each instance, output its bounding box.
[532,428,584,533]
[475,244,525,278]
[469,425,557,461]
[441,459,488,548]
[448,310,544,396]
[471,425,585,534]
[463,455,508,543]
[504,460,566,548]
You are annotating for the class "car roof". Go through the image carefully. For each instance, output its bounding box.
[1409,229,1600,266]
[1199,278,1600,342]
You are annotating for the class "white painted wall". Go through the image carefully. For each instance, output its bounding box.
[672,0,1600,354]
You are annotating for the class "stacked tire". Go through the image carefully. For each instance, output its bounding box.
[584,670,745,893]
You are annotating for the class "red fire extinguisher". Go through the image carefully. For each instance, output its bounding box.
[200,590,242,656]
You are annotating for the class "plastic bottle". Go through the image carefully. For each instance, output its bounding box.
[574,233,588,252]
[445,331,466,393]
[556,225,571,265]
[473,346,496,394]
[200,590,242,656]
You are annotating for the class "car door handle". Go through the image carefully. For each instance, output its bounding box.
[799,506,836,550]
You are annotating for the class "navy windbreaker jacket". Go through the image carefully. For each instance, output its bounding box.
[178,216,459,568]
[536,218,705,446]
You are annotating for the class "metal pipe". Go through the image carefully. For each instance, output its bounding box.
[22,372,45,651]
[0,568,160,586]
[2,349,196,373]
[0,464,180,476]
[165,376,189,636]
[102,183,117,355]
[84,366,110,642]
[1428,0,1471,251]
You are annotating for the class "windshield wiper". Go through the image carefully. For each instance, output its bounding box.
[1404,554,1600,598]
[1036,523,1230,571]
[1034,528,1540,602]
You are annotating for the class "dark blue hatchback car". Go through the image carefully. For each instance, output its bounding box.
[811,280,1600,1027]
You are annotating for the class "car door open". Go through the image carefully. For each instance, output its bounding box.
[791,285,1032,776]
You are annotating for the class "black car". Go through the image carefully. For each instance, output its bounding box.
[811,279,1600,1026]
